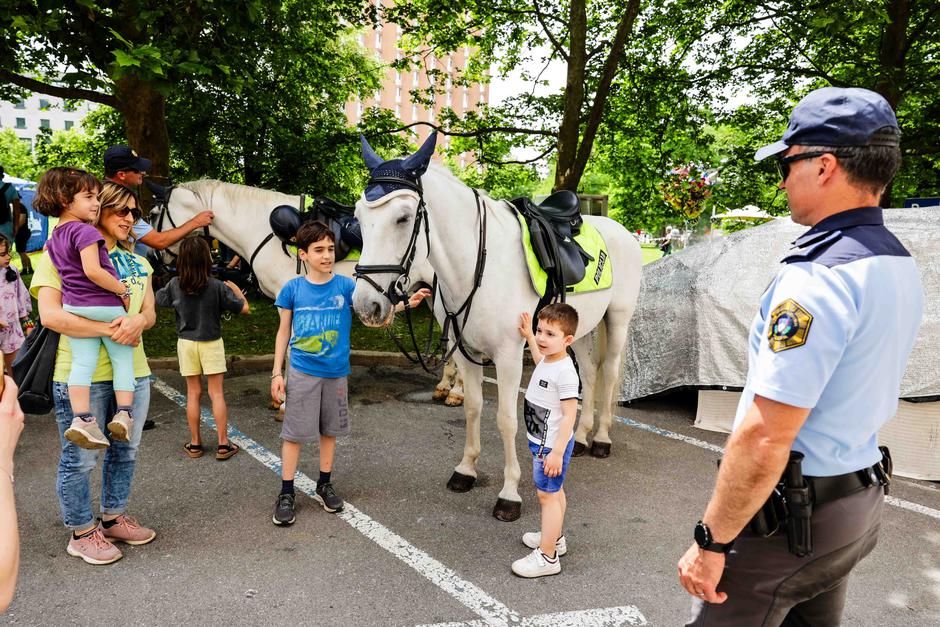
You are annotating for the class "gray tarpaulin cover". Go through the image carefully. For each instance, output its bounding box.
[621,208,938,402]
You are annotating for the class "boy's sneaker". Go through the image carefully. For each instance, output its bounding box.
[64,417,110,450]
[66,526,123,565]
[273,492,296,526]
[107,410,133,442]
[511,548,561,578]
[522,532,567,556]
[314,482,344,513]
[101,515,156,545]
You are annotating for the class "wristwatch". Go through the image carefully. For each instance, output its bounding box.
[694,521,734,553]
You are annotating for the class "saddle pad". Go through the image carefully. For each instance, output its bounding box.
[516,213,612,297]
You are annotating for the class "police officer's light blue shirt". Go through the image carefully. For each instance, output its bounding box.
[132,219,154,257]
[733,207,923,477]
[274,274,356,378]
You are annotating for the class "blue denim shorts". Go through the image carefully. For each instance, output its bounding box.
[529,438,575,493]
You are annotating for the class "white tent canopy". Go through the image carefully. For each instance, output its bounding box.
[713,205,773,221]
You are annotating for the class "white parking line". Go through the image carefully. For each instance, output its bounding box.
[152,377,647,626]
[480,376,940,522]
[417,605,647,627]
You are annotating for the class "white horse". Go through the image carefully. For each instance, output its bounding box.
[354,134,642,520]
[150,179,465,404]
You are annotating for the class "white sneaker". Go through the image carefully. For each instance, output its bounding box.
[511,548,561,578]
[522,532,567,556]
[64,417,110,449]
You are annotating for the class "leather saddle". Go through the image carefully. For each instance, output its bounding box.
[510,191,593,298]
[268,197,362,261]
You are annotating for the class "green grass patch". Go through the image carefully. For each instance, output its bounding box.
[641,243,663,265]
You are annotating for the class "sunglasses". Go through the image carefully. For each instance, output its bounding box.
[111,206,142,221]
[776,151,851,181]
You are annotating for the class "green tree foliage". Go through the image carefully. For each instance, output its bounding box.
[388,0,679,192]
[708,0,940,205]
[0,128,37,179]
[0,0,289,178]
[0,0,375,199]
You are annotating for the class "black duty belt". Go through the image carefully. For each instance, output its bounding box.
[807,459,891,506]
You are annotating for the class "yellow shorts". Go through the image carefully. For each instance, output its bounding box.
[177,338,227,376]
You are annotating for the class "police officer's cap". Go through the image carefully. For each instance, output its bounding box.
[104,145,152,173]
[755,87,900,162]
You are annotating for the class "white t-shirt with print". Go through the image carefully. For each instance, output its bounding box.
[523,356,579,447]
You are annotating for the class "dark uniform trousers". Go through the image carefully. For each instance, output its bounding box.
[687,485,884,626]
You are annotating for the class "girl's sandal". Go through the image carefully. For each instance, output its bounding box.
[183,443,204,458]
[216,443,239,460]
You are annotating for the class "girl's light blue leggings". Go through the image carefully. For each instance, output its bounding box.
[62,304,136,392]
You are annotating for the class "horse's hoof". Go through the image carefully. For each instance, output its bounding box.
[572,441,588,457]
[446,471,476,492]
[444,393,464,407]
[590,441,612,458]
[432,388,449,402]
[493,498,521,522]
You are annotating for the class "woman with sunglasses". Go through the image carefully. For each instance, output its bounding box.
[0,234,32,376]
[31,180,158,565]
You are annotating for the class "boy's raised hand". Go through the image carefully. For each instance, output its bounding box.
[518,312,534,340]
[408,288,432,309]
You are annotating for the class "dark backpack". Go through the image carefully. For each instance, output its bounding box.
[0,183,11,225]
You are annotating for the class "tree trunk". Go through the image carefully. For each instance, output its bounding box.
[875,0,909,207]
[553,0,587,192]
[113,75,170,209]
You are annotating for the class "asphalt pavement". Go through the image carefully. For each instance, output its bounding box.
[4,364,939,626]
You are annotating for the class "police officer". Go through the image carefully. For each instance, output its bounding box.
[677,87,923,625]
[103,145,214,259]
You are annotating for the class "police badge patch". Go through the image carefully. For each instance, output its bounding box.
[767,299,813,352]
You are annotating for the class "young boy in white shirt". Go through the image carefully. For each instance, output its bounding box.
[513,303,580,578]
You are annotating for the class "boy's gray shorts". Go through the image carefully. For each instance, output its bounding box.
[281,369,350,443]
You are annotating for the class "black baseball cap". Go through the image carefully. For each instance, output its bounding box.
[104,145,152,173]
[754,87,900,162]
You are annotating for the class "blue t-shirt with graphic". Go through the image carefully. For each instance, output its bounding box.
[274,274,356,378]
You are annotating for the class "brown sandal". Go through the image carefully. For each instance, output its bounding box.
[183,443,204,458]
[216,442,239,460]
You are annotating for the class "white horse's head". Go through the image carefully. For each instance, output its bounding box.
[353,133,438,327]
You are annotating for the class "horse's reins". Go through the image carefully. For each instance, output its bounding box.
[151,184,212,263]
[354,176,489,372]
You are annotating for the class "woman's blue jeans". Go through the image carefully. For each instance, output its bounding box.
[53,378,151,530]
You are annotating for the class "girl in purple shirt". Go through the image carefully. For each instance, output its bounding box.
[34,168,135,450]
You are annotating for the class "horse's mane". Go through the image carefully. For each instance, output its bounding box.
[426,163,500,205]
[178,179,296,206]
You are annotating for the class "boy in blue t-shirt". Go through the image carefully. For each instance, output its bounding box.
[270,221,428,525]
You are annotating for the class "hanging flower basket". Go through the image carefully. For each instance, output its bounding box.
[658,163,715,221]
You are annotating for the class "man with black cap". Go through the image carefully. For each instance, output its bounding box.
[104,145,214,258]
[677,87,923,625]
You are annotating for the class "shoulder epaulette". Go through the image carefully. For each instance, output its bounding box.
[781,230,843,264]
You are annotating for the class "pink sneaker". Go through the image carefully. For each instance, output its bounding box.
[66,526,123,565]
[101,515,156,546]
[107,410,133,442]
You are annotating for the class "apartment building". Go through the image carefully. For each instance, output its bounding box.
[0,94,95,150]
[346,20,489,167]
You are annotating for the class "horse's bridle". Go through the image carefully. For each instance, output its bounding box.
[353,177,429,307]
[354,173,489,371]
[150,185,211,262]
